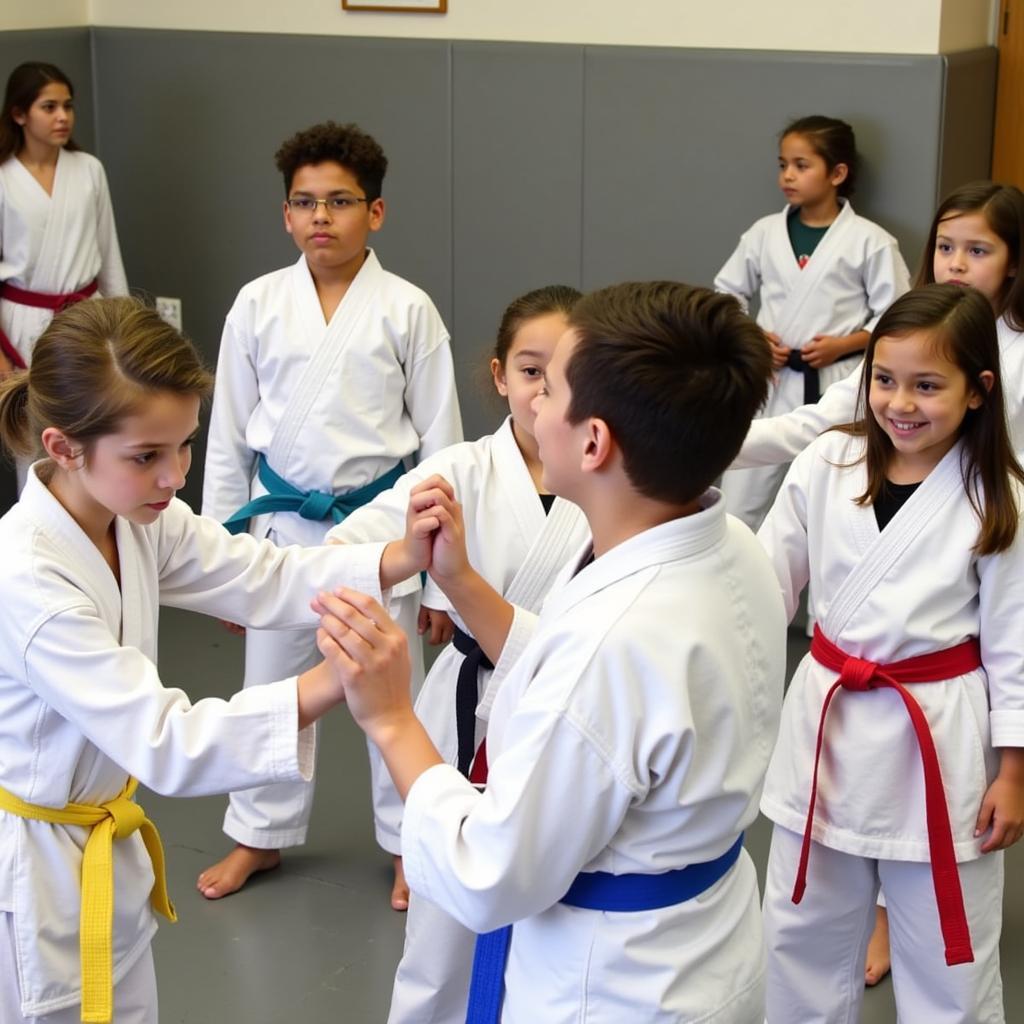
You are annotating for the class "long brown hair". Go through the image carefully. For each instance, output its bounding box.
[0,297,212,461]
[839,283,1023,554]
[0,62,80,163]
[915,181,1024,330]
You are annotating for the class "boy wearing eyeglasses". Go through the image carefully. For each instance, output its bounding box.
[198,120,462,905]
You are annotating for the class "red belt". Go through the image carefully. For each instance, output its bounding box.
[0,279,99,369]
[797,625,981,967]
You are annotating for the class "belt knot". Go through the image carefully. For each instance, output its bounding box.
[839,656,878,692]
[298,490,336,522]
[103,793,145,838]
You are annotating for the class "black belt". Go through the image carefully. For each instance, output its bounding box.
[451,626,494,777]
[784,350,821,405]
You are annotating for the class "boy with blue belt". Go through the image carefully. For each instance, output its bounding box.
[314,281,786,1021]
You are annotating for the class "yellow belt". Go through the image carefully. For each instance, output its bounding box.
[0,778,176,1023]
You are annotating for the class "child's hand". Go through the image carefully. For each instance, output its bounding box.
[0,351,15,376]
[765,331,790,369]
[418,606,454,645]
[800,334,848,369]
[413,488,470,589]
[219,619,246,637]
[976,773,1024,853]
[378,475,457,587]
[314,587,413,738]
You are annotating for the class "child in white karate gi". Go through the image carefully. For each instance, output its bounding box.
[0,297,429,1024]
[0,62,128,492]
[315,281,788,1022]
[715,114,910,530]
[757,284,1024,1023]
[331,284,589,1023]
[198,121,462,906]
[737,181,1024,468]
[730,181,1024,985]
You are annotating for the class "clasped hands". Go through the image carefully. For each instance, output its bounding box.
[312,476,467,739]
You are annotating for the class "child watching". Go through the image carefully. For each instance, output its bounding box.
[198,121,462,904]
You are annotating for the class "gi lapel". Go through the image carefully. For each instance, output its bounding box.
[822,440,966,639]
[26,148,72,293]
[266,251,382,475]
[772,201,856,346]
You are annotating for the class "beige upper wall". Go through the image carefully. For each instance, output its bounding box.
[2,0,997,54]
[3,0,88,31]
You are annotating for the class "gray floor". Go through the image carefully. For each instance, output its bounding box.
[147,609,1024,1023]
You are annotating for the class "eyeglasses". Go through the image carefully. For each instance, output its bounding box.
[285,196,371,214]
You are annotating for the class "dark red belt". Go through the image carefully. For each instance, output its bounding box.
[797,625,981,967]
[0,279,99,369]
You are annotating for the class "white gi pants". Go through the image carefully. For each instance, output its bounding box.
[0,913,157,1024]
[764,825,1004,1024]
[388,894,474,1024]
[223,592,423,853]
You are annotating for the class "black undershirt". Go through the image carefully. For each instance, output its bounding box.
[539,492,556,514]
[873,478,922,531]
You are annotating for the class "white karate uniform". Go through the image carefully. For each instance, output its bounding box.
[0,148,128,365]
[400,494,786,1023]
[202,249,462,851]
[0,464,387,1021]
[734,315,1024,468]
[757,431,1024,1023]
[331,417,590,1023]
[715,200,910,529]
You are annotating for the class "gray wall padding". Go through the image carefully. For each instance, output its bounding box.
[1,30,998,506]
[0,29,94,509]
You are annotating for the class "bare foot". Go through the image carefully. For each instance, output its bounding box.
[864,905,891,986]
[196,844,281,900]
[391,854,409,912]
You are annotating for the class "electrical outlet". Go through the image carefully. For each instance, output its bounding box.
[155,296,183,332]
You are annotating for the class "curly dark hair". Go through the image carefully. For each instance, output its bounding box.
[274,121,388,199]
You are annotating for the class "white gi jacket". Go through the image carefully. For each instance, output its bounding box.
[0,149,128,364]
[202,249,462,546]
[402,494,786,1022]
[0,465,386,1017]
[715,200,910,407]
[758,432,1024,862]
[333,416,590,744]
[734,316,1024,467]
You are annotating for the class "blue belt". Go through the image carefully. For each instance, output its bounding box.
[465,833,744,1023]
[223,454,404,535]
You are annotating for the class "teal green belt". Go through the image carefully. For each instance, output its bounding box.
[223,453,404,535]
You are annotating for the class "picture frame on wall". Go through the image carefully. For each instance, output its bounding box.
[342,0,447,11]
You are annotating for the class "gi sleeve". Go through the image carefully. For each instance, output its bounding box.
[732,361,864,469]
[402,299,463,459]
[202,299,261,524]
[23,605,315,798]
[402,699,636,933]
[977,513,1024,747]
[756,444,813,623]
[713,224,763,311]
[860,236,911,334]
[156,500,386,624]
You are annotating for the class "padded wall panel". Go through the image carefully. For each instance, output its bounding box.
[582,47,945,290]
[91,28,451,506]
[451,42,584,439]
